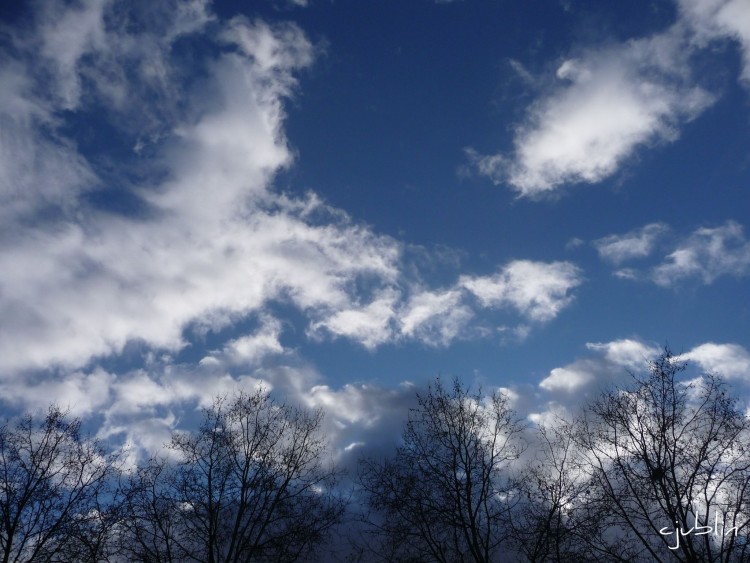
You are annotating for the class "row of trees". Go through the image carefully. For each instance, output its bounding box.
[2,350,750,561]
[357,351,750,562]
[0,391,344,563]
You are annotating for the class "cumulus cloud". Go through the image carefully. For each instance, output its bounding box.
[535,339,750,424]
[0,368,115,418]
[539,338,660,396]
[652,220,750,285]
[0,10,361,373]
[461,260,583,322]
[96,349,419,465]
[585,339,661,370]
[469,1,741,196]
[591,220,750,286]
[539,365,595,393]
[677,342,750,379]
[594,223,669,264]
[307,260,583,349]
[301,381,431,473]
[398,288,473,346]
[0,0,587,461]
[216,315,286,365]
[397,260,584,345]
[309,289,398,349]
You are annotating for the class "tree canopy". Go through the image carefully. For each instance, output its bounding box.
[3,350,750,562]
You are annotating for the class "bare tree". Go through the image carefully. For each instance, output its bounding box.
[358,377,525,563]
[510,416,600,562]
[117,457,180,563]
[0,406,118,563]
[118,388,346,563]
[574,349,750,562]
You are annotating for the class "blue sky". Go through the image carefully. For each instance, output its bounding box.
[1,0,750,465]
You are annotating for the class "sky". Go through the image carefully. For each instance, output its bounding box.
[1,0,750,467]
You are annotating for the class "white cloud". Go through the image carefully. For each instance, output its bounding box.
[307,259,583,349]
[461,260,583,322]
[678,0,750,82]
[531,338,750,442]
[539,338,661,397]
[37,0,108,109]
[539,366,594,393]
[167,0,215,40]
[0,367,114,418]
[508,58,537,86]
[594,223,669,264]
[586,339,661,370]
[309,290,398,349]
[0,1,591,454]
[307,383,398,427]
[0,61,97,229]
[677,342,750,379]
[536,338,750,415]
[300,381,424,471]
[0,10,411,374]
[222,17,313,72]
[471,13,715,195]
[613,268,640,281]
[398,288,473,346]
[652,221,750,285]
[593,221,750,286]
[220,315,285,365]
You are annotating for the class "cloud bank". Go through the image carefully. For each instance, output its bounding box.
[0,0,588,460]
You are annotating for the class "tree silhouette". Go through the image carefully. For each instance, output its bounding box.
[0,406,118,563]
[509,416,599,562]
[358,377,525,562]
[571,349,750,562]
[6,350,750,562]
[118,389,345,563]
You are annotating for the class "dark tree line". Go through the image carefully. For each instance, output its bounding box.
[0,389,344,563]
[118,390,345,563]
[0,408,117,563]
[358,379,524,562]
[357,350,750,562]
[2,350,750,562]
